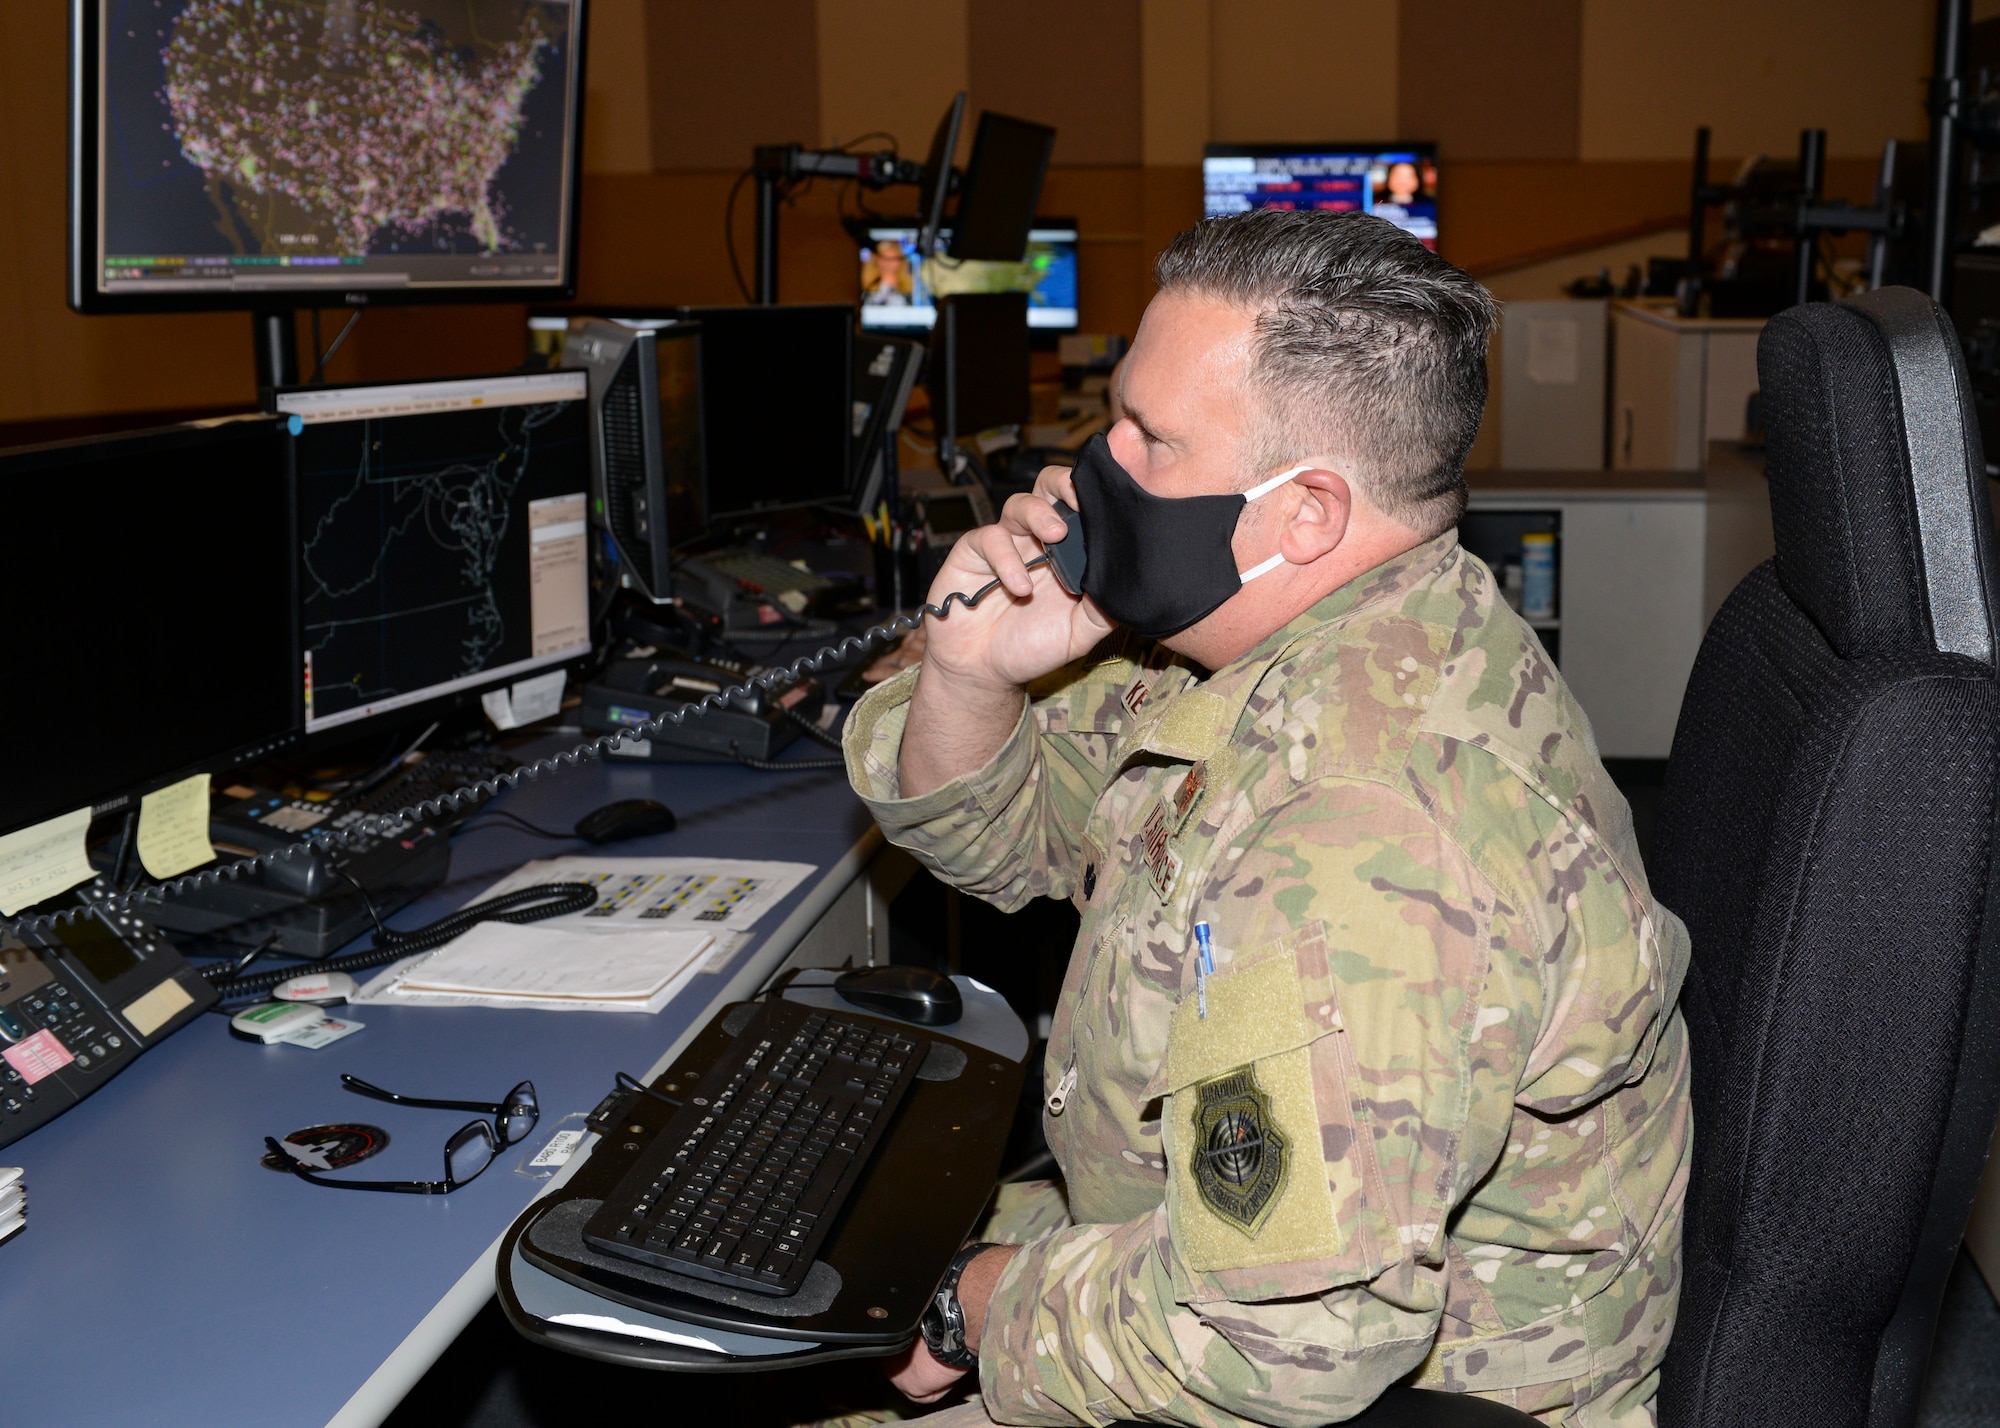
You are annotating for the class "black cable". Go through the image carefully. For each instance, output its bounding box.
[7,561,1047,939]
[782,704,846,749]
[616,1070,684,1110]
[455,809,578,841]
[724,168,754,302]
[326,721,442,799]
[109,811,137,893]
[833,130,898,152]
[331,864,389,945]
[201,882,600,999]
[729,743,846,772]
[308,309,362,385]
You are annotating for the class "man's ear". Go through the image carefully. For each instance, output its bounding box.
[1276,469,1352,564]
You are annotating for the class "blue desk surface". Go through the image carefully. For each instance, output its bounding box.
[0,745,873,1427]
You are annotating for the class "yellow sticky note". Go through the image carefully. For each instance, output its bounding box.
[137,773,216,880]
[0,808,95,916]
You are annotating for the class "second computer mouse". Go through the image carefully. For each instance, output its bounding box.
[834,965,963,1026]
[271,971,358,1005]
[573,798,678,844]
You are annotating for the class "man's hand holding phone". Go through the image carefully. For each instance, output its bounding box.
[897,464,1113,798]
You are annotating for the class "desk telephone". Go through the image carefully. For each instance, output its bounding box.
[583,643,828,765]
[0,880,216,1151]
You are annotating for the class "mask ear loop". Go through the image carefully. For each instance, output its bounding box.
[1236,464,1315,584]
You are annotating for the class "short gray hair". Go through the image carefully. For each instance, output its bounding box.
[1154,209,1497,536]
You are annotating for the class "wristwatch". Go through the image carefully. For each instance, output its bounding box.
[920,1241,1000,1370]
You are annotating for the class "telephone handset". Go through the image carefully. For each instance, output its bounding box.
[0,880,217,1151]
[1044,501,1088,596]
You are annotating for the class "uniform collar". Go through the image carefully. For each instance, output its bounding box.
[1123,530,1462,765]
[1237,528,1462,670]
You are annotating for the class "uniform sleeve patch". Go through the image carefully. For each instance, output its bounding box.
[1191,1064,1288,1236]
[1165,945,1345,1279]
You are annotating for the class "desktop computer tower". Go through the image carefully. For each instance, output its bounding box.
[564,319,705,603]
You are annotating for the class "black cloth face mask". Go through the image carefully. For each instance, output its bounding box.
[1061,432,1307,640]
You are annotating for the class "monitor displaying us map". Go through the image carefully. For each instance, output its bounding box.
[85,0,581,302]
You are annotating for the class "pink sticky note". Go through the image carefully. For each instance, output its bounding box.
[3,1029,74,1085]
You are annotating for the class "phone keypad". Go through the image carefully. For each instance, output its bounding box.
[17,985,121,1074]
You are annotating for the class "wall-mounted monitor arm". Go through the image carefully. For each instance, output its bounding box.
[749,144,942,304]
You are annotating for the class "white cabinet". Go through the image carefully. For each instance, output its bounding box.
[1500,300,1607,469]
[1611,301,1764,471]
[1466,449,1773,760]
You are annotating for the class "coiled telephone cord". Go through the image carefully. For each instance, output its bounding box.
[2,561,1047,939]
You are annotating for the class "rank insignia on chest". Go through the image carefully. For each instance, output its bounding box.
[1191,1065,1288,1235]
[1173,762,1208,830]
[1139,801,1181,901]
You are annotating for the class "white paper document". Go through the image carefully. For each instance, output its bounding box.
[353,922,713,1014]
[401,921,711,999]
[481,668,569,731]
[469,857,814,933]
[546,1312,722,1352]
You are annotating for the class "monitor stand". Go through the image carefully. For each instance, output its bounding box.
[252,310,298,409]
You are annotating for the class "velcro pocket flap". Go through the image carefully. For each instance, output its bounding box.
[1161,942,1351,1295]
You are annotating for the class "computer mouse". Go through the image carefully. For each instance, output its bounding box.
[834,965,963,1026]
[271,971,358,1005]
[573,798,678,844]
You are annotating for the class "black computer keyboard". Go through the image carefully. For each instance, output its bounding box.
[581,1000,928,1296]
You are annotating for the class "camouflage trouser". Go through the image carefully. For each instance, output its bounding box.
[800,1178,1072,1428]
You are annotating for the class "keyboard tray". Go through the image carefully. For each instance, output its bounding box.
[507,998,1027,1355]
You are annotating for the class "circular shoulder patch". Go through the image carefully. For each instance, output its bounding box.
[261,1122,390,1172]
[1192,1066,1289,1236]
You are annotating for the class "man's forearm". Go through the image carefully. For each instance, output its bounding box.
[897,663,1027,798]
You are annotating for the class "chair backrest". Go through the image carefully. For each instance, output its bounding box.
[1654,287,2000,1428]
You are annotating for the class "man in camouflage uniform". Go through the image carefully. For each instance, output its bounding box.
[840,210,1690,1426]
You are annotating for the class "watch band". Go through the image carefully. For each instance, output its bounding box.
[920,1240,1000,1370]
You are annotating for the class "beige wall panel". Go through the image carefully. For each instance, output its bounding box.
[969,0,1143,165]
[0,4,252,425]
[1399,0,1580,160]
[585,0,654,173]
[1580,0,1930,160]
[646,0,820,170]
[1211,0,1398,143]
[817,0,970,155]
[1143,0,1212,165]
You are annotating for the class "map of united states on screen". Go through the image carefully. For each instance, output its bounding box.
[91,0,578,297]
[162,0,551,256]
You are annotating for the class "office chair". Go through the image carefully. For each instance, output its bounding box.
[1651,287,2000,1426]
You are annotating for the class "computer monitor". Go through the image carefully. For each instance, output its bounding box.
[930,292,1030,449]
[850,333,926,517]
[1203,143,1439,250]
[915,93,967,258]
[560,319,705,603]
[0,418,300,837]
[69,0,586,312]
[859,221,1080,333]
[676,305,856,519]
[274,371,593,735]
[529,305,858,517]
[953,113,1057,262]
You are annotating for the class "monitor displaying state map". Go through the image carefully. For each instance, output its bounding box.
[275,371,593,734]
[69,0,585,311]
